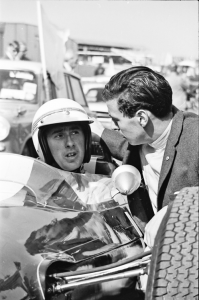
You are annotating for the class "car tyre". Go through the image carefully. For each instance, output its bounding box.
[145,186,199,300]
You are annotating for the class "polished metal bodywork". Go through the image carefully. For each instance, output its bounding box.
[0,154,146,299]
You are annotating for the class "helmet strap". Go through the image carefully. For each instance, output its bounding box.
[83,124,92,164]
[38,127,57,167]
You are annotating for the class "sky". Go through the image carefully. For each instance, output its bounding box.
[0,0,198,62]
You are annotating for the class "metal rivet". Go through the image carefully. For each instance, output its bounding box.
[166,156,169,161]
[65,110,70,115]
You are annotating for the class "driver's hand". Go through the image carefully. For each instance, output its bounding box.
[90,118,105,142]
[144,205,168,248]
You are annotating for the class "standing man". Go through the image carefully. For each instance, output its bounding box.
[2,41,19,60]
[165,65,188,111]
[94,63,105,76]
[17,42,31,61]
[91,66,199,248]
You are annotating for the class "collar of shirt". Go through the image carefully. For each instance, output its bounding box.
[149,119,173,150]
[140,118,173,213]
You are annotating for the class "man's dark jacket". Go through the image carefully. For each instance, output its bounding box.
[102,107,199,229]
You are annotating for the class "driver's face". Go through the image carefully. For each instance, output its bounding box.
[47,123,85,171]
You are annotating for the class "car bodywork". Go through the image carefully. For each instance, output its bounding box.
[0,154,198,300]
[0,153,147,300]
[0,60,95,157]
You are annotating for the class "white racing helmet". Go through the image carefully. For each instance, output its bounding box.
[32,98,93,167]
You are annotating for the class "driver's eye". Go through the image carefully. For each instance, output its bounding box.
[54,133,63,138]
[71,130,79,135]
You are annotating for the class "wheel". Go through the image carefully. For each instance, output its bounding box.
[145,187,199,300]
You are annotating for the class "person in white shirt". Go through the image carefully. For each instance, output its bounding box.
[90,66,199,249]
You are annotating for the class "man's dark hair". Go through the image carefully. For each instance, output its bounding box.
[102,66,173,118]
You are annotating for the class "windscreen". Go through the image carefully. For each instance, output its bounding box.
[0,69,37,102]
[0,154,143,260]
[0,154,127,211]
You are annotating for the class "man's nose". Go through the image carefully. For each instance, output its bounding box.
[111,120,120,131]
[65,135,74,147]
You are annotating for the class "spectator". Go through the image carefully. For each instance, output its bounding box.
[165,65,188,111]
[94,63,105,76]
[2,41,19,60]
[17,42,31,61]
[91,66,199,248]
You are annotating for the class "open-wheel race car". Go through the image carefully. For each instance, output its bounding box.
[0,153,198,300]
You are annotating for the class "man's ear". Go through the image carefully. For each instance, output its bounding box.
[136,110,149,127]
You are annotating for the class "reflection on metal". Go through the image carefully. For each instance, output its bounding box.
[24,206,141,261]
[0,154,147,299]
[0,262,28,293]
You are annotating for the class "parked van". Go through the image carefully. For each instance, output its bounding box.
[0,60,95,157]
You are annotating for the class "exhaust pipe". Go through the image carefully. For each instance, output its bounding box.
[47,267,147,294]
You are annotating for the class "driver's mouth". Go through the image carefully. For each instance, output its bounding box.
[65,152,77,158]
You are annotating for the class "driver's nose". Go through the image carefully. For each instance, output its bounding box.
[64,135,74,148]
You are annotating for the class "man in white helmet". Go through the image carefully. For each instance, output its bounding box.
[32,98,93,173]
[31,98,135,208]
[31,98,147,297]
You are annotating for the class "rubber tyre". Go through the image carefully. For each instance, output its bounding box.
[145,187,199,300]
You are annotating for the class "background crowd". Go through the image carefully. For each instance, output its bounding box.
[3,40,31,61]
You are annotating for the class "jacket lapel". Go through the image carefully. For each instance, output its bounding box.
[157,109,184,197]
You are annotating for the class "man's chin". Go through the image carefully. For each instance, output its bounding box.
[128,141,142,146]
[62,162,80,172]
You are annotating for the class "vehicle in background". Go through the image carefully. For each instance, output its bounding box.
[0,59,95,157]
[74,39,153,78]
[82,76,115,130]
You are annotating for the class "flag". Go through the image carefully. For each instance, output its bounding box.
[37,1,69,96]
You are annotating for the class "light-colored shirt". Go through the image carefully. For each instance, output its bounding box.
[140,120,173,213]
